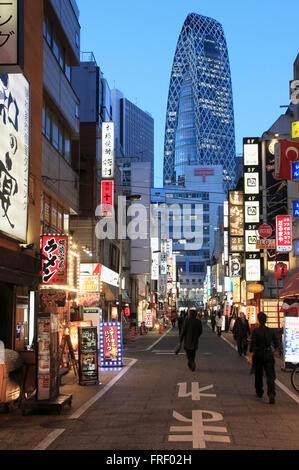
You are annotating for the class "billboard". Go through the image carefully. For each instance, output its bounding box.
[0,73,29,241]
[0,0,24,72]
[276,215,292,253]
[41,235,68,285]
[100,322,123,368]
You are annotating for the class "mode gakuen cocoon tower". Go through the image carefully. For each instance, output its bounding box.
[163,13,237,190]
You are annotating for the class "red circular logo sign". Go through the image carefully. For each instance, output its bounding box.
[258,224,273,238]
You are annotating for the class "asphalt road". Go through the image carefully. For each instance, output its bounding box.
[39,324,299,452]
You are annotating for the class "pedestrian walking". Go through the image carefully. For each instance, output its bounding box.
[248,312,279,404]
[216,311,223,336]
[177,310,186,334]
[179,308,202,371]
[232,312,250,356]
[211,310,216,332]
[170,310,177,328]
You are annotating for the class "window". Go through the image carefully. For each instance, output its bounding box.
[52,118,59,150]
[64,133,71,164]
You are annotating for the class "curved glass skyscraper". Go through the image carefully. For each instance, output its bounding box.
[163,13,236,189]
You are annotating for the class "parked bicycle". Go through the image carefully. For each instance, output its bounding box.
[291,363,299,393]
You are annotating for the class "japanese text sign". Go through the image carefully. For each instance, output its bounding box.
[102,122,115,179]
[101,180,114,218]
[0,0,23,71]
[0,73,29,241]
[41,236,68,285]
[100,322,123,368]
[276,215,292,253]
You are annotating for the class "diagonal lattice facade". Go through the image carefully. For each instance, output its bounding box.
[163,13,236,190]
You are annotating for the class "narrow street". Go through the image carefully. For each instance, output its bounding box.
[22,325,299,452]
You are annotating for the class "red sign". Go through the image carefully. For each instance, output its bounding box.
[101,180,114,218]
[276,215,292,253]
[103,324,119,361]
[41,236,68,285]
[275,140,299,180]
[258,224,273,239]
[194,168,215,182]
[274,262,288,280]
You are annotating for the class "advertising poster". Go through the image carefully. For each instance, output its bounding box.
[100,323,123,368]
[78,327,99,385]
[285,317,299,364]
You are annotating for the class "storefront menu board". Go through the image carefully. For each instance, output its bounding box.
[100,322,123,368]
[285,317,299,364]
[78,327,99,385]
[37,313,59,401]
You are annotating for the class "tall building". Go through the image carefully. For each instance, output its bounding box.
[111,89,154,187]
[163,13,236,190]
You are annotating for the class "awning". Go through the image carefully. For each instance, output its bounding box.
[279,268,299,298]
[101,283,131,303]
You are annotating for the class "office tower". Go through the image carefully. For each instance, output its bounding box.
[163,13,236,189]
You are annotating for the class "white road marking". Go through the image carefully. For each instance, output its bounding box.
[33,358,138,450]
[33,429,66,451]
[69,358,138,420]
[145,328,173,351]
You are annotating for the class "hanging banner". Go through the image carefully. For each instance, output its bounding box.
[0,73,29,241]
[275,140,299,181]
[41,235,68,285]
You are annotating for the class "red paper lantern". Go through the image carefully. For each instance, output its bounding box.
[274,262,288,280]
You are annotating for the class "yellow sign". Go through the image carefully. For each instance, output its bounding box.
[292,121,299,139]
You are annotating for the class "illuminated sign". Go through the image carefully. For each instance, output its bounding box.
[294,239,299,257]
[229,191,244,236]
[100,322,123,368]
[244,173,259,194]
[291,121,299,139]
[0,73,29,241]
[276,215,292,253]
[41,236,68,285]
[101,180,114,218]
[292,162,299,180]
[194,167,214,182]
[285,317,299,364]
[102,122,115,178]
[145,310,153,328]
[230,237,244,252]
[0,0,24,72]
[245,259,261,282]
[245,230,259,252]
[79,275,100,292]
[244,143,259,165]
[245,201,260,223]
[230,254,241,277]
[293,200,299,217]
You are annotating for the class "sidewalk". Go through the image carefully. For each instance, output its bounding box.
[0,327,164,450]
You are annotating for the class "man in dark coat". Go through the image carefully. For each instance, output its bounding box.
[179,308,203,371]
[232,312,251,356]
[249,312,279,404]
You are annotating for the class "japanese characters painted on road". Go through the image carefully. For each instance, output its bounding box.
[0,0,24,72]
[177,382,216,401]
[41,235,68,285]
[168,410,230,449]
[0,73,29,241]
[274,140,299,181]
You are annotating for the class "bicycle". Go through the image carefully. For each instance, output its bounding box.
[291,363,299,393]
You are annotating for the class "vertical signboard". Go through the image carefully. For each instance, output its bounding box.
[0,0,24,72]
[78,327,99,385]
[284,316,299,365]
[100,322,123,368]
[102,122,115,179]
[41,235,68,285]
[243,138,262,282]
[276,215,292,253]
[0,73,29,240]
[101,180,114,218]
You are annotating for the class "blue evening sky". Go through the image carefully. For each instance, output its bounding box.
[76,0,299,188]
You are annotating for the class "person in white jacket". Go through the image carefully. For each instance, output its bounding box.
[216,312,223,336]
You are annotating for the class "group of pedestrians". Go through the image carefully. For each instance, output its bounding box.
[175,307,278,405]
